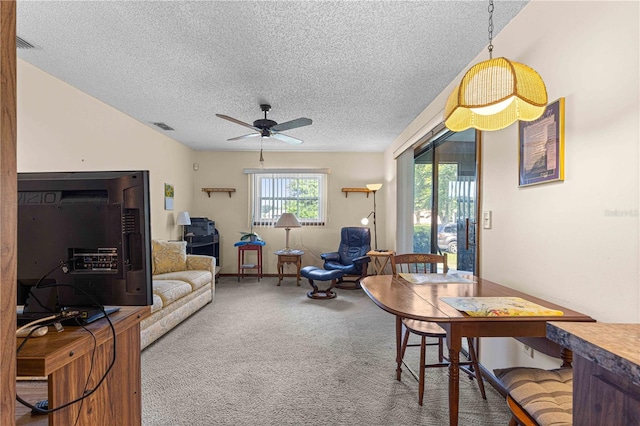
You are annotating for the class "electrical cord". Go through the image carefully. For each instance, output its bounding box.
[16,259,118,417]
[22,261,69,313]
[15,314,59,336]
[16,307,117,415]
[72,319,98,426]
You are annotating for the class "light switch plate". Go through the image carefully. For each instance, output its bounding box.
[483,211,492,229]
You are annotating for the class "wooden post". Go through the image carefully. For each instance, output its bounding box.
[0,1,17,424]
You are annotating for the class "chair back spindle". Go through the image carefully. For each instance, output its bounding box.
[391,253,448,276]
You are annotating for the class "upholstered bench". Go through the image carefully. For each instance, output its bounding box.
[300,266,343,299]
[494,367,573,426]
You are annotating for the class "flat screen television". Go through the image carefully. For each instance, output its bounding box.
[17,170,153,315]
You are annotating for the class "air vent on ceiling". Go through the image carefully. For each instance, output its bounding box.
[16,36,36,50]
[152,122,174,131]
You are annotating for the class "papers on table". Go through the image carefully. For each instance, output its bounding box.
[399,272,473,284]
[440,297,564,317]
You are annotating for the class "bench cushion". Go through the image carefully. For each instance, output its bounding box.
[494,367,572,426]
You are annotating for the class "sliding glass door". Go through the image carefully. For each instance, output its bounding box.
[413,128,479,273]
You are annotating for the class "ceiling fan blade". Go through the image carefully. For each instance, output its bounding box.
[271,117,312,132]
[228,132,261,141]
[271,132,304,145]
[216,114,259,131]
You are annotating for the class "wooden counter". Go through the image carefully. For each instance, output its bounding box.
[547,322,640,425]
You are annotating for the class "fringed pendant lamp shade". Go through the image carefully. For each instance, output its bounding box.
[445,1,548,132]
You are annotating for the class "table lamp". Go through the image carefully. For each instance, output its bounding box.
[176,211,191,240]
[274,213,301,251]
[361,183,382,250]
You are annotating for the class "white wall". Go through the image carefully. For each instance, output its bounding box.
[18,60,197,240]
[385,1,639,371]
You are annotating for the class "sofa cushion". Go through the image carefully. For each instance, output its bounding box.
[186,254,215,274]
[153,270,212,291]
[152,240,187,275]
[150,293,163,313]
[152,280,193,306]
[494,367,573,426]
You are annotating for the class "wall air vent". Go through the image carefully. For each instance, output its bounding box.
[16,36,36,50]
[152,122,174,131]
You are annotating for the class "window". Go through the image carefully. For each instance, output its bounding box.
[244,169,329,227]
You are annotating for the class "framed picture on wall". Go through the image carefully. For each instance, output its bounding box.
[164,183,174,210]
[518,98,565,187]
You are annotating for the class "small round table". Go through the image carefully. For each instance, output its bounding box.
[274,249,304,286]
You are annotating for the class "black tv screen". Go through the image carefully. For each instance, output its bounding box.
[17,170,153,309]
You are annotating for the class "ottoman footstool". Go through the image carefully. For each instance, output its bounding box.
[301,266,343,299]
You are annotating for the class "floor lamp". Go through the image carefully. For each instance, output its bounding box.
[361,183,382,250]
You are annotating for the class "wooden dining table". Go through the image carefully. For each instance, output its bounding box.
[360,273,595,426]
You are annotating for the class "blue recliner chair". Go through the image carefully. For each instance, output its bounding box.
[321,227,371,289]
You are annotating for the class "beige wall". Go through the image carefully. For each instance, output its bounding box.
[17,60,385,275]
[385,0,639,371]
[19,60,196,240]
[190,151,384,274]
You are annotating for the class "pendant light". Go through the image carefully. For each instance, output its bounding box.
[444,0,548,132]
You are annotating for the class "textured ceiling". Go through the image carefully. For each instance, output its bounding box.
[16,1,527,152]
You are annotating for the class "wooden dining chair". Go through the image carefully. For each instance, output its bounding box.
[391,253,486,406]
[391,252,449,275]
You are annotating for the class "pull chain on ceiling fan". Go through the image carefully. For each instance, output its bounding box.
[216,104,312,145]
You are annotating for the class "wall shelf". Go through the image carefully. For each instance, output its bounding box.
[202,187,236,198]
[341,188,372,198]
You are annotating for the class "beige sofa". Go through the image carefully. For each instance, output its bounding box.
[140,240,215,349]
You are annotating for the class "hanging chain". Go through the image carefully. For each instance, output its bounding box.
[487,0,494,58]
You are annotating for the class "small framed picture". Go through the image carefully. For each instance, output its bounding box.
[518,98,565,187]
[164,183,174,210]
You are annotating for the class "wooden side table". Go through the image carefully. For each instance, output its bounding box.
[366,250,395,275]
[16,307,149,425]
[235,241,265,281]
[275,249,304,286]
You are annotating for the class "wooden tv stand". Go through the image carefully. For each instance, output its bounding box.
[16,306,150,426]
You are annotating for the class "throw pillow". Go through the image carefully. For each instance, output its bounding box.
[152,240,187,275]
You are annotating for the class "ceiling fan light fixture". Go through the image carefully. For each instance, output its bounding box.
[217,104,312,145]
[444,1,547,132]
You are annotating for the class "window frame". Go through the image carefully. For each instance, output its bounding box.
[244,168,329,227]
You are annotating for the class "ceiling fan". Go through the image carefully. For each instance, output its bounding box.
[216,104,312,145]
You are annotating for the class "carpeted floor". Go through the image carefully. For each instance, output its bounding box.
[141,276,511,425]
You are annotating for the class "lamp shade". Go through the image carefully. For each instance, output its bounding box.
[274,213,301,229]
[444,57,548,132]
[176,211,191,226]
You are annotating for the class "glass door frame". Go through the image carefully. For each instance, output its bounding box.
[412,124,482,275]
